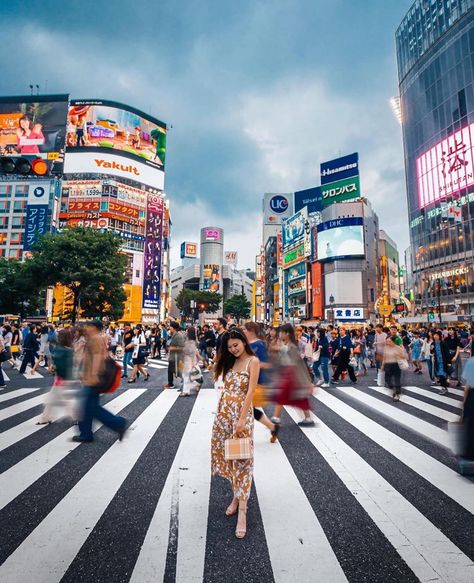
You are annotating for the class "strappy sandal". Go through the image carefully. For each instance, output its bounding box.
[225,498,239,516]
[235,507,247,539]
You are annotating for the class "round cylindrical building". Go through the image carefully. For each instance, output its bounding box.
[200,227,224,293]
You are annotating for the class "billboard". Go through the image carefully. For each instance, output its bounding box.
[202,264,220,292]
[294,187,322,214]
[63,151,164,190]
[224,251,238,265]
[180,241,198,258]
[0,95,68,172]
[320,152,359,185]
[202,227,223,242]
[263,193,294,225]
[142,194,164,309]
[24,183,51,251]
[317,217,364,262]
[287,261,306,281]
[282,242,306,268]
[416,122,474,208]
[67,99,166,170]
[282,208,308,249]
[321,175,360,206]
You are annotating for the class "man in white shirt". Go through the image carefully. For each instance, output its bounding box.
[374,324,387,371]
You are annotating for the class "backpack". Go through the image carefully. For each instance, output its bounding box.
[97,357,122,393]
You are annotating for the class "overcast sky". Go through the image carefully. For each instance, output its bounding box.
[1,0,415,269]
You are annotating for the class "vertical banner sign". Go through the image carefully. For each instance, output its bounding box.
[24,183,50,250]
[142,194,164,309]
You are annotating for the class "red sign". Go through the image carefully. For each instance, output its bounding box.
[311,262,323,319]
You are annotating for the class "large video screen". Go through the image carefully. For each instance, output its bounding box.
[317,217,364,262]
[0,95,68,159]
[67,99,167,170]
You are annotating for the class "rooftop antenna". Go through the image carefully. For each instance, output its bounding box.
[36,84,39,95]
[29,84,33,96]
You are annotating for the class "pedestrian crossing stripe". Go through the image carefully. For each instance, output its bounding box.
[0,384,472,582]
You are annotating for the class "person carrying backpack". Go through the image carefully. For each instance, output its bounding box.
[72,321,127,443]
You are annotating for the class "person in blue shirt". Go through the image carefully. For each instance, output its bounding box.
[243,322,279,443]
[331,326,357,384]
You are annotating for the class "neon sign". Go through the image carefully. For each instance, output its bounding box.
[417,123,474,208]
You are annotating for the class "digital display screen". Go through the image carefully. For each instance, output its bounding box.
[317,217,364,261]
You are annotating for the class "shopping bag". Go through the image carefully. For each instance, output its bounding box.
[224,437,252,460]
[377,370,385,387]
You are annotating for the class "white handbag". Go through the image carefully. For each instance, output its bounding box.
[377,370,385,387]
[398,359,409,371]
[312,348,321,363]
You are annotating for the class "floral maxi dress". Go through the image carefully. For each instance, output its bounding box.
[211,367,254,500]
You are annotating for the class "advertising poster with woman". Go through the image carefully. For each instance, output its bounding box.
[0,95,68,159]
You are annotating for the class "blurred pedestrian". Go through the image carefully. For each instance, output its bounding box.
[271,323,314,427]
[37,328,76,424]
[313,328,330,387]
[432,331,450,395]
[243,322,279,442]
[445,327,462,387]
[0,333,8,388]
[180,327,202,397]
[382,334,406,402]
[19,324,40,374]
[72,321,127,443]
[127,326,149,383]
[163,321,185,389]
[459,356,474,474]
[211,328,259,539]
[121,323,134,378]
[331,326,357,384]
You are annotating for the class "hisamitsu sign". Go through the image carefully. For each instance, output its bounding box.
[320,152,359,185]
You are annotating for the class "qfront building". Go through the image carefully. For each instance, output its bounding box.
[397,0,474,321]
[0,94,169,323]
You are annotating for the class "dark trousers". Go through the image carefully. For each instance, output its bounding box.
[333,354,357,382]
[385,362,401,395]
[19,350,36,373]
[122,351,133,377]
[0,364,5,385]
[167,357,182,386]
[462,389,474,460]
[78,386,126,441]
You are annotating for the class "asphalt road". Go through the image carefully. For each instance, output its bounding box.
[0,358,473,583]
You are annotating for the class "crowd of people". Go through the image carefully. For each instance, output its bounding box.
[1,317,473,538]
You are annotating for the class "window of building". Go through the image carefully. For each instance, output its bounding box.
[11,216,23,228]
[0,217,8,228]
[13,201,25,213]
[9,233,22,245]
[8,248,21,259]
[0,201,10,213]
[0,184,12,195]
[14,185,28,198]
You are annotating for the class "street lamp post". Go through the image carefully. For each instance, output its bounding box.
[329,294,335,325]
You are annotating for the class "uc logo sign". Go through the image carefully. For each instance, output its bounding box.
[33,186,45,198]
[269,195,288,214]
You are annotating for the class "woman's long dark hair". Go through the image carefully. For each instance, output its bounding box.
[280,323,297,346]
[214,328,254,380]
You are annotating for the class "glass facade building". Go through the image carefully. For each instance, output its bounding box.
[397,0,474,318]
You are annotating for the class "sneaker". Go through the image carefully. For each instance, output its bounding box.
[315,379,324,387]
[439,387,448,395]
[298,419,315,427]
[330,379,338,385]
[321,383,330,388]
[71,435,93,443]
[0,384,6,389]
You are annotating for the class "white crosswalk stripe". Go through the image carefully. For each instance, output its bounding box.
[0,382,472,582]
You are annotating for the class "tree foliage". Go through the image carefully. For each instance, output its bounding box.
[0,258,44,317]
[175,289,222,317]
[223,294,252,321]
[28,228,127,323]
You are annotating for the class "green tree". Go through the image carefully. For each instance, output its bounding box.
[175,289,222,318]
[0,258,44,317]
[223,294,251,322]
[29,228,127,323]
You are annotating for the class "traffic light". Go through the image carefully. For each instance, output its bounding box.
[0,156,50,177]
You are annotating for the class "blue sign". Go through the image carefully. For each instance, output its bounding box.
[282,209,307,249]
[317,216,363,232]
[269,194,289,214]
[320,152,359,185]
[294,187,322,214]
[24,205,49,250]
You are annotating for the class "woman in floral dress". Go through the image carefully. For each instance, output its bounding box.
[211,328,259,539]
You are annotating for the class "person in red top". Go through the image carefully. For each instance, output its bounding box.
[16,115,45,154]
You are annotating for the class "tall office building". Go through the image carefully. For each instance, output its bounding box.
[396,1,474,320]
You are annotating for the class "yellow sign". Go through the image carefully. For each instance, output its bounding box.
[47,152,61,160]
[378,304,392,317]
